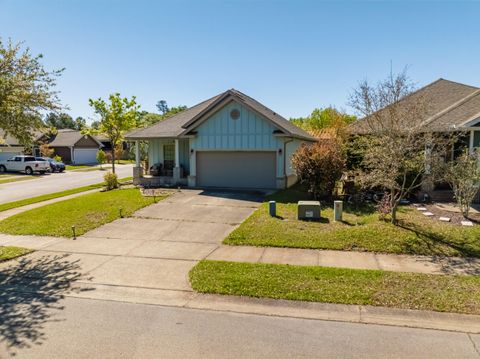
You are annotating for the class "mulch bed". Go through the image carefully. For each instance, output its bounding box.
[411,203,480,225]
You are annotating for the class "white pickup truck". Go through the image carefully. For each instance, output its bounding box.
[0,155,50,175]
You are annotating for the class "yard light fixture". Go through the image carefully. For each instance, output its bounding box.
[119,208,123,218]
[71,225,76,240]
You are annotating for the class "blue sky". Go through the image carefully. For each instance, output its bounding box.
[1,0,479,122]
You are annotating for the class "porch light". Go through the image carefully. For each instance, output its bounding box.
[278,148,283,155]
[190,149,194,154]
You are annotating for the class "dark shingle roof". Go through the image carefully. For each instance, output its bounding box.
[126,89,316,141]
[126,94,223,139]
[49,129,101,147]
[0,129,44,146]
[349,79,480,134]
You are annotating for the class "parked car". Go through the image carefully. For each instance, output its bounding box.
[36,157,65,173]
[0,155,50,175]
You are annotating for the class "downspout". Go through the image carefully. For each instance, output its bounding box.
[283,137,294,189]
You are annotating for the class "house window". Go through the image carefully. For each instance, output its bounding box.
[474,131,480,148]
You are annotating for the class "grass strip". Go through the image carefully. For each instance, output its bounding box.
[0,187,163,237]
[0,246,33,262]
[190,260,480,315]
[0,176,132,213]
[0,176,38,185]
[224,185,480,258]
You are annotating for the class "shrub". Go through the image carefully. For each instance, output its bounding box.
[292,141,345,199]
[444,152,480,218]
[53,155,62,163]
[103,171,119,191]
[376,192,392,221]
[96,149,106,168]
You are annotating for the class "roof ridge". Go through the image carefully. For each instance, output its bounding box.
[419,88,480,129]
[436,78,479,90]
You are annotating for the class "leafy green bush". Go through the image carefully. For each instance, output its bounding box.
[96,149,106,168]
[103,171,119,191]
[53,155,62,162]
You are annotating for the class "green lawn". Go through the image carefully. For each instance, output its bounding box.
[190,260,480,315]
[0,246,33,262]
[225,186,480,258]
[0,187,161,237]
[0,177,132,213]
[65,164,95,171]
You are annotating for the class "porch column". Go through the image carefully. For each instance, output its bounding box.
[132,140,143,185]
[469,130,474,154]
[173,139,181,184]
[174,139,180,167]
[135,140,140,167]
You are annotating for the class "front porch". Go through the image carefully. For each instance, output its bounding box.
[133,138,190,187]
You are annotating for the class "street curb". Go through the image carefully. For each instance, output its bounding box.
[184,293,480,334]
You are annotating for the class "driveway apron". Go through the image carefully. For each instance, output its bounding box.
[1,189,262,304]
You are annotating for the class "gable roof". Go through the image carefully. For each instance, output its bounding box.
[0,129,44,147]
[126,89,316,141]
[48,129,103,147]
[349,78,480,134]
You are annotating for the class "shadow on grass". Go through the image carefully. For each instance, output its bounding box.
[0,253,93,355]
[397,220,480,259]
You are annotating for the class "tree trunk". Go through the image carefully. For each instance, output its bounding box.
[390,188,398,225]
[111,149,116,174]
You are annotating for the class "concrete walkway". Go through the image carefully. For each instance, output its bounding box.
[206,245,480,276]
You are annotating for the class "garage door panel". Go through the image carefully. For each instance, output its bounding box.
[74,148,98,164]
[196,151,276,189]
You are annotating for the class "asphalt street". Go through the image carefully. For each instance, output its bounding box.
[0,164,133,203]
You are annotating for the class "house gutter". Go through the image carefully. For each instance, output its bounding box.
[283,137,294,189]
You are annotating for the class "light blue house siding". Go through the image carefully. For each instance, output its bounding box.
[189,101,286,179]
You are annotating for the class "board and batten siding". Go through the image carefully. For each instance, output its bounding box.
[189,101,285,178]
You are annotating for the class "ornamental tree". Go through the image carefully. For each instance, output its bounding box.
[88,94,139,173]
[444,152,480,218]
[0,38,63,144]
[348,70,456,224]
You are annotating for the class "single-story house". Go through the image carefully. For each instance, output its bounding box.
[47,129,103,164]
[94,134,129,154]
[0,129,44,160]
[126,89,316,189]
[350,78,480,201]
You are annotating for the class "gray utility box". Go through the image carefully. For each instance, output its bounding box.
[298,201,321,220]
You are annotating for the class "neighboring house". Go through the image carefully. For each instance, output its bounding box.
[126,89,316,189]
[350,78,480,201]
[47,129,103,164]
[94,134,129,154]
[0,129,44,161]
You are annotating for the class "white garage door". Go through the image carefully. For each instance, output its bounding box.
[196,151,276,189]
[0,151,22,161]
[73,148,98,164]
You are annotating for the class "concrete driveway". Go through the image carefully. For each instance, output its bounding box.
[1,189,262,304]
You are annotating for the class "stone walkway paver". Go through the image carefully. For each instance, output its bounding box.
[206,245,480,275]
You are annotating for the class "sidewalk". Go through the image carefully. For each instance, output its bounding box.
[206,245,480,275]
